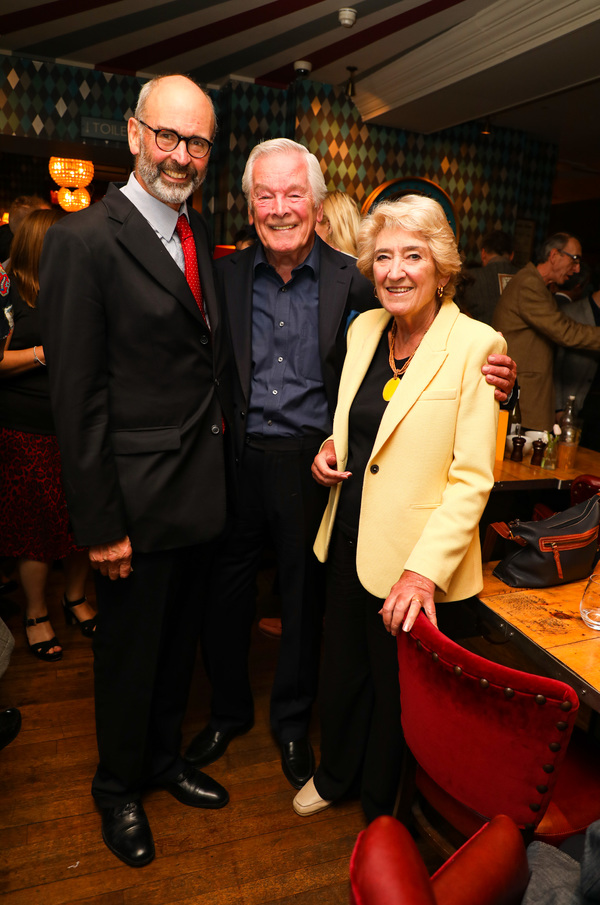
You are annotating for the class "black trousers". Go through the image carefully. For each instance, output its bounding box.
[313,529,404,822]
[201,439,328,743]
[91,544,213,808]
[314,529,471,822]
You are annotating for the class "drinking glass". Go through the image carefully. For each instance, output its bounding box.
[580,573,600,630]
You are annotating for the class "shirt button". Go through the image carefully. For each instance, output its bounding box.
[279,321,285,327]
[272,389,278,395]
[200,335,209,345]
[370,464,379,474]
[211,424,220,435]
[278,357,283,363]
[268,420,273,425]
[281,287,287,292]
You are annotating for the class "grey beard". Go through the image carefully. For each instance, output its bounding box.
[135,153,203,205]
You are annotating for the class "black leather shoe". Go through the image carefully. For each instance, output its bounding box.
[0,707,21,751]
[163,766,229,809]
[281,738,315,790]
[185,720,253,767]
[101,801,155,867]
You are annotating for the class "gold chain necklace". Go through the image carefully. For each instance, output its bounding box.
[382,320,415,401]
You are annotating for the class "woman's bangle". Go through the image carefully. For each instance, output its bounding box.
[33,346,46,367]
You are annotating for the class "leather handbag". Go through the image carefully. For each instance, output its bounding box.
[490,494,600,588]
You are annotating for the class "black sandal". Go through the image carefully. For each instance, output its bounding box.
[62,595,97,637]
[24,614,63,662]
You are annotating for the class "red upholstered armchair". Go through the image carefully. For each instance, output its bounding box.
[349,814,529,905]
[396,612,600,854]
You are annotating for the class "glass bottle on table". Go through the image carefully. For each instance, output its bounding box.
[557,395,580,469]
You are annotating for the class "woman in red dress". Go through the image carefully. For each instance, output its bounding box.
[0,209,94,661]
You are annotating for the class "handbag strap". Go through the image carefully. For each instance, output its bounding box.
[488,522,527,546]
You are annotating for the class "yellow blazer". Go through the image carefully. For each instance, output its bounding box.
[314,301,506,602]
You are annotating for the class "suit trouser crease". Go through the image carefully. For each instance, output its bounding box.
[92,545,209,807]
[201,442,327,742]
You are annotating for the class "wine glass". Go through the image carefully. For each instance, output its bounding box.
[580,573,600,630]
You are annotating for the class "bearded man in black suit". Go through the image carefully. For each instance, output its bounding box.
[39,74,231,867]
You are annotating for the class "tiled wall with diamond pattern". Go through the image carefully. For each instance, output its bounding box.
[1,54,557,258]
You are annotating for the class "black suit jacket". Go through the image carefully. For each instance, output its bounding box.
[39,184,231,552]
[214,237,375,457]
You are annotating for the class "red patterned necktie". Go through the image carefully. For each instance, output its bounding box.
[176,214,209,328]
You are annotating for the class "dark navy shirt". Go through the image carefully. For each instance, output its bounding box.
[245,240,330,437]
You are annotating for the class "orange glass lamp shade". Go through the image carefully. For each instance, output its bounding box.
[49,157,94,188]
[49,157,94,211]
[57,187,91,212]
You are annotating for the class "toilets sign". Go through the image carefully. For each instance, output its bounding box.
[81,117,128,143]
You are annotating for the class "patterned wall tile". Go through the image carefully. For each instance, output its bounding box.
[0,54,557,257]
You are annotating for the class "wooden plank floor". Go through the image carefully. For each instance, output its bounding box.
[0,562,374,905]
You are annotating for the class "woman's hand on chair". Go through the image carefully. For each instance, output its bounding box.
[379,571,436,635]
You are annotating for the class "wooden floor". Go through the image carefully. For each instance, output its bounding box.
[0,563,375,905]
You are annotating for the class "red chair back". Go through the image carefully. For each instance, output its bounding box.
[570,474,600,505]
[397,612,579,833]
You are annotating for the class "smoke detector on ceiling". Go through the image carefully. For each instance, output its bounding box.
[339,8,357,28]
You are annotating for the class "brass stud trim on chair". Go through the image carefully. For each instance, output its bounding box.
[536,784,549,794]
[534,695,546,705]
[504,687,515,699]
[529,802,541,812]
[453,665,462,676]
[560,700,572,711]
[543,764,555,774]
[479,678,489,689]
[432,652,439,662]
[416,640,423,651]
[549,742,561,752]
[556,721,568,731]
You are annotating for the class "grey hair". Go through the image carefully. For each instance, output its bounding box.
[134,74,217,140]
[242,139,327,210]
[537,233,577,264]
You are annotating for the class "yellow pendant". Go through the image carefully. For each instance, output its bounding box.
[383,377,400,401]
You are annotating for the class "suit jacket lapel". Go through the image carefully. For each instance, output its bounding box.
[102,186,207,327]
[222,248,255,405]
[374,302,458,453]
[318,239,354,360]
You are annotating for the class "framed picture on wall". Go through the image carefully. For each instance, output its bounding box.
[362,177,459,239]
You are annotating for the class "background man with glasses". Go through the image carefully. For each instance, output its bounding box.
[39,74,231,867]
[494,231,600,430]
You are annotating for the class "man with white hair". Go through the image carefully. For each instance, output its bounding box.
[186,139,517,789]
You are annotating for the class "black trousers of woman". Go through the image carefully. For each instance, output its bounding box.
[313,527,462,823]
[313,529,404,822]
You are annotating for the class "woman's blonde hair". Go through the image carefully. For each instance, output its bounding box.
[321,191,361,257]
[356,195,462,301]
[8,208,65,307]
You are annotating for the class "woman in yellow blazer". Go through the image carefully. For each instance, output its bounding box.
[293,196,506,822]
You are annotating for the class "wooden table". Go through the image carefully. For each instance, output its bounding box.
[493,445,600,492]
[476,563,600,711]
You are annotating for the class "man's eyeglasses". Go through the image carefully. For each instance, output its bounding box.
[137,119,213,160]
[559,249,581,264]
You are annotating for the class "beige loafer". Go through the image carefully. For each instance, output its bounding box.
[293,777,333,816]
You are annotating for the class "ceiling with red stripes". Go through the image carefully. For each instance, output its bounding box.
[2,0,600,188]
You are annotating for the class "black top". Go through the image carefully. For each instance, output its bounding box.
[336,319,408,537]
[0,286,54,434]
